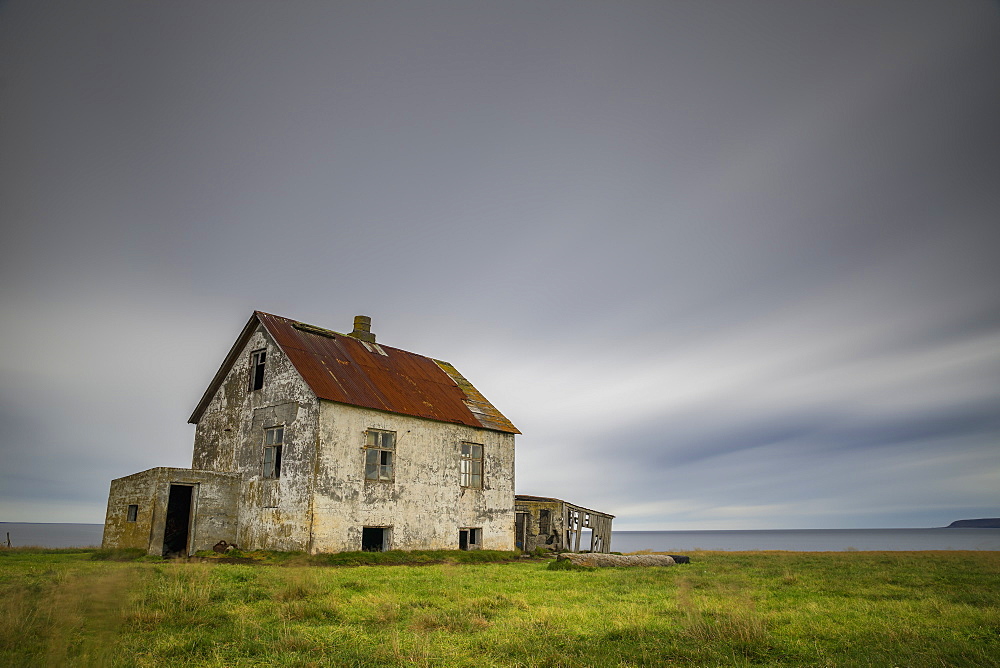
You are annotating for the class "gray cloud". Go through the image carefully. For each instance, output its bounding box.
[1,0,998,528]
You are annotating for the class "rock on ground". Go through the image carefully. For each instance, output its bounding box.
[559,553,676,567]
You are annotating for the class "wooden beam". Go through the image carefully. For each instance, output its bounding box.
[559,503,573,552]
[573,507,582,552]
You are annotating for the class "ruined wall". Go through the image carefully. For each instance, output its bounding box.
[191,325,319,551]
[102,467,239,555]
[514,499,564,552]
[311,401,516,552]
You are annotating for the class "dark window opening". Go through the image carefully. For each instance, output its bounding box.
[126,504,138,522]
[163,485,193,557]
[263,426,283,479]
[364,429,395,481]
[460,442,482,488]
[249,349,266,391]
[539,509,551,535]
[459,528,481,550]
[362,527,388,552]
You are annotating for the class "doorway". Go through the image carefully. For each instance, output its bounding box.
[515,512,528,550]
[163,484,193,557]
[361,527,389,551]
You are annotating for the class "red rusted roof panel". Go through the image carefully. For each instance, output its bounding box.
[256,312,519,434]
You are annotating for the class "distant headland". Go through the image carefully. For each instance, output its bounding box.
[946,518,1000,528]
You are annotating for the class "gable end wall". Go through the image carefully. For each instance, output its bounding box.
[191,324,320,551]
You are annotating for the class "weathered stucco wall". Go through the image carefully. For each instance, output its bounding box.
[311,401,516,552]
[191,325,319,551]
[102,467,239,555]
[103,469,159,551]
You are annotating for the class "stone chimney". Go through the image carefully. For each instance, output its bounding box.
[348,315,376,343]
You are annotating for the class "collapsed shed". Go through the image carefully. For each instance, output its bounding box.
[515,495,615,553]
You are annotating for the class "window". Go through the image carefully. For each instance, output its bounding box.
[263,426,283,479]
[248,349,266,391]
[460,442,482,488]
[538,509,551,535]
[459,528,481,550]
[364,429,395,481]
[126,504,138,522]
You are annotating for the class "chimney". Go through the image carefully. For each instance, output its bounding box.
[349,315,376,343]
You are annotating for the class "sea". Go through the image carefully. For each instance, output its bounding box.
[1,523,106,548]
[609,528,1000,552]
[3,522,999,552]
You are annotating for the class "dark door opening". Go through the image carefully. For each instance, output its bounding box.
[361,527,387,552]
[163,484,193,557]
[515,512,528,550]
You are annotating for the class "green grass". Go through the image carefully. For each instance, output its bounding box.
[194,548,522,567]
[1,549,998,666]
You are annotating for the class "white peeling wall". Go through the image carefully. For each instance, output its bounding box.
[312,401,516,552]
[191,325,320,551]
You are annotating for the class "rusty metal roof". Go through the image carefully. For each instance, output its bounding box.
[189,311,519,434]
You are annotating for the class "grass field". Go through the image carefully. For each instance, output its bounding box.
[1,548,998,667]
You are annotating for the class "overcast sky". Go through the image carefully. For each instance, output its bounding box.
[2,1,998,530]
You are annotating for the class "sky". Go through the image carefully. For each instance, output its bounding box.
[1,1,998,530]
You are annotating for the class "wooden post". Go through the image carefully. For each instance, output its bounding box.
[573,507,582,552]
[559,503,571,552]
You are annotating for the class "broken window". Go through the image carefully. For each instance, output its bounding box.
[248,348,266,391]
[262,426,283,479]
[364,429,395,481]
[538,509,550,535]
[460,442,482,488]
[459,527,481,550]
[126,504,138,522]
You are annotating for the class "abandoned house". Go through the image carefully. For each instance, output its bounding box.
[102,311,613,556]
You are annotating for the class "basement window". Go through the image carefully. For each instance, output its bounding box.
[459,528,481,550]
[126,505,138,522]
[362,526,390,551]
[460,442,482,488]
[364,429,395,481]
[248,349,266,391]
[262,426,283,479]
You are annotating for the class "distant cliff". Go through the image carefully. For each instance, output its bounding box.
[946,518,1000,528]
